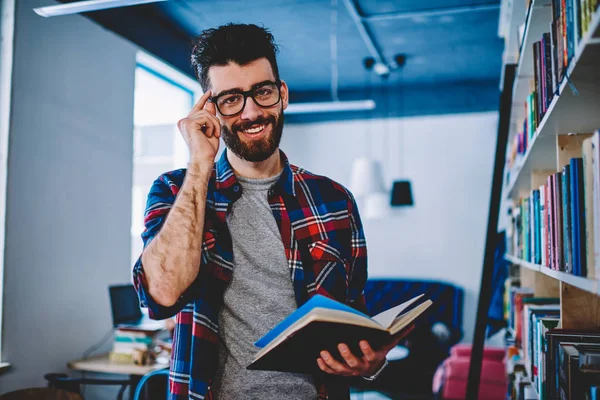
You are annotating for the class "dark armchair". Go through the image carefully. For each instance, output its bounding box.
[355,278,464,397]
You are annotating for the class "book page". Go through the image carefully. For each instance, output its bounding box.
[371,294,424,329]
[389,300,432,335]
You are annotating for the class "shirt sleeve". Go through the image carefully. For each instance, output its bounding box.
[132,171,200,320]
[346,192,368,313]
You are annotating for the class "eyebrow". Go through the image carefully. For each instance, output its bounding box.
[214,80,275,97]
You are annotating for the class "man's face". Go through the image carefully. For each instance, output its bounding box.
[208,58,288,162]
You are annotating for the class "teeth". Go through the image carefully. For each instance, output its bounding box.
[242,124,265,134]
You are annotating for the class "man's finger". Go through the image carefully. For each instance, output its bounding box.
[201,113,221,138]
[203,99,217,117]
[320,350,349,373]
[338,343,361,368]
[359,340,377,362]
[317,358,336,374]
[190,90,212,114]
[188,113,219,138]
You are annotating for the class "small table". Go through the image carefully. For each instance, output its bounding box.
[68,353,169,400]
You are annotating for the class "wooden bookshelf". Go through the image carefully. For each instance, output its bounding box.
[505,2,600,199]
[500,0,600,398]
[505,254,599,294]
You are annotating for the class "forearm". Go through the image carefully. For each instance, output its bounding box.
[141,163,211,307]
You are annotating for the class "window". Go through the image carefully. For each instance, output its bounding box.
[131,52,202,266]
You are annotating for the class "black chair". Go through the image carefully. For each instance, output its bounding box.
[44,373,131,400]
[0,388,83,400]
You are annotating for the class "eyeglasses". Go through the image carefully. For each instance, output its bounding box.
[209,80,282,117]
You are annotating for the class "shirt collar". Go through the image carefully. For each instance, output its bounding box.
[214,149,295,197]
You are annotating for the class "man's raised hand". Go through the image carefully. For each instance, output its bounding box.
[177,90,221,170]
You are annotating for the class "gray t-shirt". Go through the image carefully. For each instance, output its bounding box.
[211,173,317,400]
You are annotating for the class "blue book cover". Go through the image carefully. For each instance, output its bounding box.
[570,158,580,275]
[524,197,530,262]
[254,295,369,348]
[248,294,431,373]
[570,158,587,276]
[575,157,587,276]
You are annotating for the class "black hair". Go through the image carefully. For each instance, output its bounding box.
[190,23,280,91]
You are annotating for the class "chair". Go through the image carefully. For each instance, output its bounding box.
[355,278,464,397]
[0,388,83,400]
[44,373,131,400]
[133,369,169,400]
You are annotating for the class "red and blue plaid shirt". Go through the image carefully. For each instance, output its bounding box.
[133,150,368,399]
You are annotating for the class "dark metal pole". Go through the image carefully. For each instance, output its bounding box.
[466,63,516,400]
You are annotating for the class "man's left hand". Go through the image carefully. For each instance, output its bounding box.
[316,324,415,377]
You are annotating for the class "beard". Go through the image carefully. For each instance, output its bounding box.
[221,110,284,162]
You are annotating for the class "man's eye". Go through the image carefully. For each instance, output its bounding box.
[256,89,272,96]
[223,96,241,104]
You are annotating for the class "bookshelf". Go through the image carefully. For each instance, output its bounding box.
[499,0,600,398]
[505,0,600,198]
[505,254,598,293]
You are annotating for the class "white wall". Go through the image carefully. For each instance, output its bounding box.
[0,0,137,395]
[281,112,499,342]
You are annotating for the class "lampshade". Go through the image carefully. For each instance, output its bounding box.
[364,192,392,220]
[349,158,386,198]
[390,180,414,206]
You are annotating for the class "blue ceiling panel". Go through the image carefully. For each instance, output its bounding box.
[56,0,504,117]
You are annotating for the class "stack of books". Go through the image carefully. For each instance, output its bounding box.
[505,280,600,399]
[109,327,165,364]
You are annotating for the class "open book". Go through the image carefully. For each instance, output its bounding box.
[247,294,432,373]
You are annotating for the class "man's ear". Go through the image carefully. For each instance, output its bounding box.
[280,79,289,110]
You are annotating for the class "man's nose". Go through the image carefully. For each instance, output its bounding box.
[241,97,263,121]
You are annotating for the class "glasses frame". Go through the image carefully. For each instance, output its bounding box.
[208,79,283,117]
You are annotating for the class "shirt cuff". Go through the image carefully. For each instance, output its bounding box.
[133,256,189,320]
[362,359,388,381]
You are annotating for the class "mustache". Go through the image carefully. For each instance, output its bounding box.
[233,115,276,132]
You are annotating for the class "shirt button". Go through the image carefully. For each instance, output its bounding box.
[233,185,240,192]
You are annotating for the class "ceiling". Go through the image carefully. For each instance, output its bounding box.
[59,0,504,121]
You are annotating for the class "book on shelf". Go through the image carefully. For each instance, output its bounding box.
[583,137,598,278]
[553,172,564,271]
[546,330,600,399]
[505,2,599,181]
[506,132,600,279]
[247,294,432,373]
[562,165,573,273]
[503,275,600,400]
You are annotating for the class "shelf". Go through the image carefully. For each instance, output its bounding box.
[505,6,600,199]
[512,0,552,122]
[504,132,557,197]
[505,254,599,295]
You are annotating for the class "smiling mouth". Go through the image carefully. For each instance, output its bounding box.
[241,124,267,134]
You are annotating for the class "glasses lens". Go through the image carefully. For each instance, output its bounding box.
[253,83,280,107]
[217,93,245,115]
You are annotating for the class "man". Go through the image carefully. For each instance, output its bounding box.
[133,23,404,399]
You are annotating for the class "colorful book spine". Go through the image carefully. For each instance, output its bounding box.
[582,137,597,278]
[592,132,600,279]
[554,172,564,270]
[562,165,573,273]
[541,184,548,267]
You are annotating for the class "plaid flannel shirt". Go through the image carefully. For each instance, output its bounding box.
[133,150,368,400]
